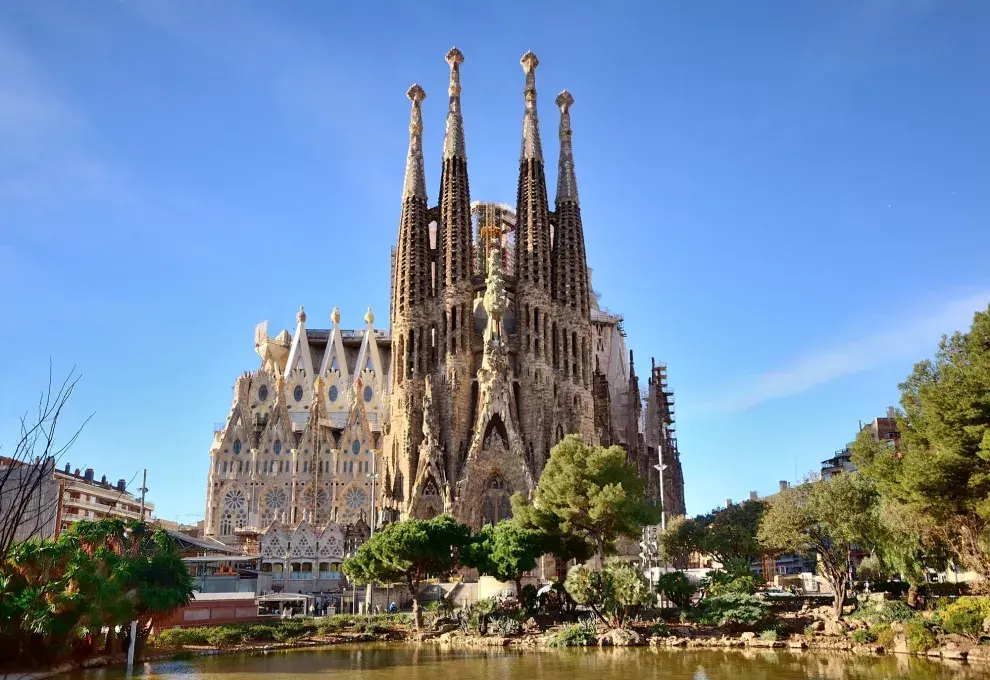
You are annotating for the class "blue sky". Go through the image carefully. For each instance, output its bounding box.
[1,1,988,523]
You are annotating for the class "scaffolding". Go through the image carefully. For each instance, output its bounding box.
[471,201,516,277]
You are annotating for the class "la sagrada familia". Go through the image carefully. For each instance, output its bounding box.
[204,50,685,555]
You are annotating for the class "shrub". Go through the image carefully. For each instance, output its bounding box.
[924,582,969,598]
[851,629,877,644]
[656,571,695,609]
[703,569,760,597]
[694,593,769,631]
[492,616,521,637]
[758,629,778,641]
[242,624,277,642]
[904,620,938,653]
[154,627,209,647]
[205,626,242,649]
[548,624,594,648]
[874,624,895,650]
[803,625,816,640]
[651,620,669,637]
[851,599,916,625]
[933,597,990,641]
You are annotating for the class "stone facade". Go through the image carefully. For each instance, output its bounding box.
[204,49,685,547]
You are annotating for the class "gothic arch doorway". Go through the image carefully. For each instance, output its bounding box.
[481,474,512,526]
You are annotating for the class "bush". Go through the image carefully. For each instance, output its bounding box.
[242,624,277,642]
[651,620,669,637]
[874,624,895,650]
[548,623,594,648]
[204,626,243,649]
[758,629,778,641]
[703,569,760,597]
[869,581,910,597]
[656,571,695,609]
[492,616,521,637]
[694,593,769,631]
[803,625,816,640]
[154,627,209,647]
[851,629,877,644]
[851,599,916,625]
[933,597,990,641]
[924,581,970,598]
[904,620,938,653]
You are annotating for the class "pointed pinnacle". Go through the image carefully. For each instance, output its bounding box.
[445,47,464,67]
[406,83,426,104]
[521,51,539,74]
[556,90,574,110]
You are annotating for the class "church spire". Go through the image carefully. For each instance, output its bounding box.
[442,47,466,160]
[520,51,543,162]
[552,89,591,317]
[555,90,578,203]
[515,51,552,296]
[391,84,431,329]
[402,84,427,200]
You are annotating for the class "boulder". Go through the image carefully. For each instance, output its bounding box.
[597,628,644,647]
[810,621,824,632]
[940,641,969,661]
[966,645,990,664]
[893,633,909,655]
[823,620,848,637]
[788,639,807,649]
[740,632,757,641]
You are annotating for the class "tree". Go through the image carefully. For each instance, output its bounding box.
[851,307,990,578]
[563,558,650,629]
[461,519,545,597]
[526,435,655,561]
[342,515,471,629]
[510,492,595,566]
[659,500,766,568]
[0,369,89,562]
[0,519,193,669]
[758,474,878,618]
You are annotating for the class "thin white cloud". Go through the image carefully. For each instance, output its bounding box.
[702,291,990,414]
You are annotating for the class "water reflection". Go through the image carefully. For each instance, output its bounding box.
[62,644,982,680]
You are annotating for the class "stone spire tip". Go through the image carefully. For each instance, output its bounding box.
[556,90,574,110]
[445,47,464,67]
[406,83,426,103]
[297,305,306,324]
[521,51,539,74]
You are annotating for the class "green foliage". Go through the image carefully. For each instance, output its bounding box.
[849,599,916,625]
[932,597,990,641]
[564,558,650,628]
[874,624,895,649]
[759,628,779,641]
[693,592,769,631]
[0,519,194,669]
[523,435,654,558]
[491,616,521,636]
[853,305,990,578]
[655,571,695,609]
[204,626,243,649]
[548,623,594,647]
[661,500,767,566]
[904,619,938,653]
[856,554,888,582]
[758,474,879,617]
[154,627,210,647]
[460,519,545,593]
[651,620,669,637]
[703,567,760,597]
[342,515,471,627]
[519,584,538,615]
[851,628,877,644]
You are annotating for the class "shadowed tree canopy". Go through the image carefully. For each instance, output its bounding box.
[852,304,990,578]
[517,435,655,560]
[660,500,767,567]
[342,514,471,628]
[461,519,545,595]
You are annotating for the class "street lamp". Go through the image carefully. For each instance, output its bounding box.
[366,455,380,617]
[654,459,668,609]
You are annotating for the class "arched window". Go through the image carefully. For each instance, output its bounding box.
[273,439,282,455]
[233,439,242,455]
[293,385,304,402]
[258,384,268,402]
[482,475,511,526]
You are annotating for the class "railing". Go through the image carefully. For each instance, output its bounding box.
[289,572,313,580]
[319,572,342,580]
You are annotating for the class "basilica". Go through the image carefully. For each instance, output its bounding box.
[204,50,685,557]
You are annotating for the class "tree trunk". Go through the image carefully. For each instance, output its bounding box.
[408,578,423,630]
[907,583,919,608]
[832,581,846,619]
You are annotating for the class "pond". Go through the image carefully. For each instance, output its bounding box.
[62,644,983,679]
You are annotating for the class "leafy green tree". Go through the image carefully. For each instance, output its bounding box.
[564,558,650,629]
[461,519,545,597]
[511,492,595,565]
[851,304,990,579]
[659,500,766,567]
[525,435,655,560]
[0,519,193,669]
[758,474,878,618]
[655,571,695,609]
[342,515,471,629]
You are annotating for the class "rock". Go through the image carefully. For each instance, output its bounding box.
[673,626,692,638]
[810,621,824,632]
[967,645,990,663]
[523,617,540,633]
[940,641,969,661]
[788,640,807,649]
[890,622,905,633]
[597,628,644,647]
[823,620,848,637]
[893,633,909,655]
[740,632,757,641]
[842,605,856,616]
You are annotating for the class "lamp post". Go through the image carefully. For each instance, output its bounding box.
[654,459,668,609]
[366,455,380,617]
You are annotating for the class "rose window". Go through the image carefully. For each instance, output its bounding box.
[345,487,367,510]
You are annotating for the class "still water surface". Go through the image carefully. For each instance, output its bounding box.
[64,644,983,680]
